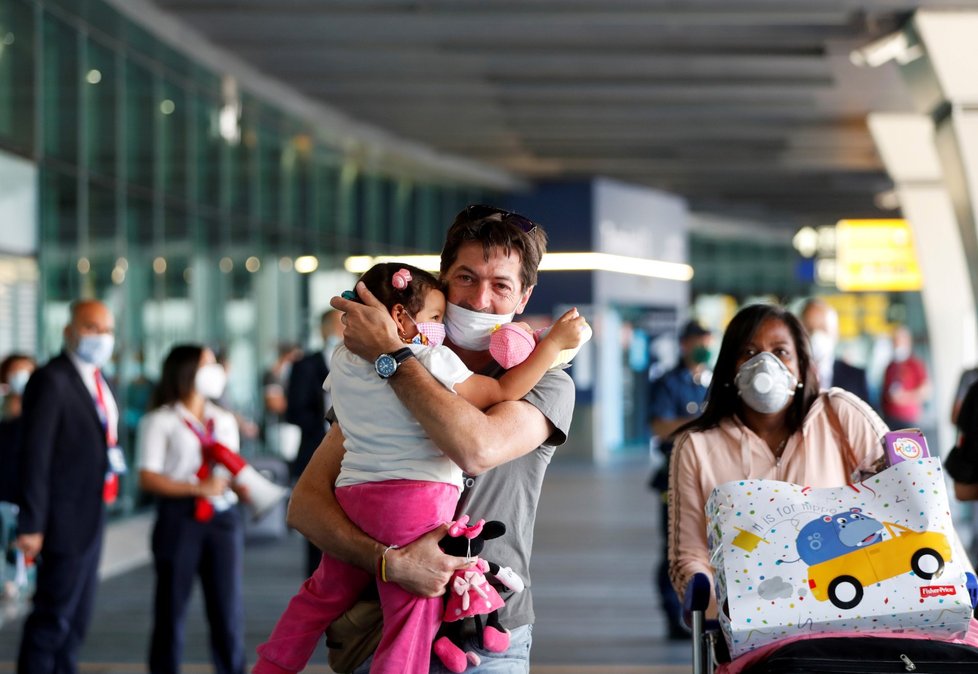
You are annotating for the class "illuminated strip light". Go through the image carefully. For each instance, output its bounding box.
[345,253,693,281]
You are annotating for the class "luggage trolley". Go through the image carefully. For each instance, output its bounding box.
[683,571,978,674]
[683,572,720,674]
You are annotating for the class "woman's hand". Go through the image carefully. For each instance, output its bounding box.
[196,475,230,497]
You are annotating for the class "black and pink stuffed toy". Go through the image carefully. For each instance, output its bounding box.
[432,516,524,673]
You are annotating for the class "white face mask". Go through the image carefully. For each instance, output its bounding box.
[74,334,115,368]
[894,345,912,361]
[808,330,836,370]
[7,369,31,396]
[734,351,800,414]
[324,335,342,353]
[444,303,516,351]
[195,363,228,400]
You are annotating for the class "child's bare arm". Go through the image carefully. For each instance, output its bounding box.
[454,308,586,410]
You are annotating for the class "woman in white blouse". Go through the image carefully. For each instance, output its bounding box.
[137,344,246,674]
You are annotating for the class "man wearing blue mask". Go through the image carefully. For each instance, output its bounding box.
[647,319,713,639]
[16,299,121,674]
[259,206,576,674]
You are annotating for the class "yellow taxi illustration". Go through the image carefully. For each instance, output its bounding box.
[806,522,950,610]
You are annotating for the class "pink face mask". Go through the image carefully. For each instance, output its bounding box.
[411,320,446,348]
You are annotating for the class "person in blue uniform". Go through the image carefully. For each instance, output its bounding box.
[648,319,713,639]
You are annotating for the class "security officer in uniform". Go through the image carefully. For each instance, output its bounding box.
[648,319,713,639]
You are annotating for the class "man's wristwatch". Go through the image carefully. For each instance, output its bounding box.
[374,347,415,379]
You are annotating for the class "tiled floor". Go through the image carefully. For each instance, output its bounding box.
[0,456,693,672]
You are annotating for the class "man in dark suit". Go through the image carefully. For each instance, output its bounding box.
[800,298,871,405]
[285,309,342,575]
[16,299,120,674]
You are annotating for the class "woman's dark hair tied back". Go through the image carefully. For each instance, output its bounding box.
[150,344,205,410]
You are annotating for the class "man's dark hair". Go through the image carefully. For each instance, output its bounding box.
[358,263,442,318]
[150,344,205,409]
[684,304,819,435]
[440,205,548,292]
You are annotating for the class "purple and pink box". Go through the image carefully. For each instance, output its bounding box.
[884,428,931,465]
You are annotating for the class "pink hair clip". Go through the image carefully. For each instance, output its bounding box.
[392,268,413,290]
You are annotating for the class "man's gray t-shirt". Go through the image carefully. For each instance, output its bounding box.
[454,366,576,630]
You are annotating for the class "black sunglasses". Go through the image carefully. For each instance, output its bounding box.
[458,204,538,234]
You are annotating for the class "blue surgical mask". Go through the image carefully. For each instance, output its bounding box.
[75,334,115,368]
[6,369,30,396]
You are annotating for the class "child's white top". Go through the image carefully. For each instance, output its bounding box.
[327,342,472,488]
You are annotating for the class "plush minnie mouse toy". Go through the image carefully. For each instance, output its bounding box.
[432,516,525,673]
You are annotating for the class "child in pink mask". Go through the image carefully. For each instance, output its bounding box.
[254,262,585,674]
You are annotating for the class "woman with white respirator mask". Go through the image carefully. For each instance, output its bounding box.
[136,345,251,674]
[665,304,889,632]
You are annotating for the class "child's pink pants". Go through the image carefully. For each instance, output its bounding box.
[253,479,458,674]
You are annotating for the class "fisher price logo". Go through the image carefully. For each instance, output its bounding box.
[920,585,956,599]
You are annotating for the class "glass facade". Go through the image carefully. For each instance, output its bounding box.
[0,0,490,515]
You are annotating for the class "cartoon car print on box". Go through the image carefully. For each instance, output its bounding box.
[796,507,950,610]
[706,456,975,659]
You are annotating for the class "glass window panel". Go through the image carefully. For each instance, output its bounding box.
[122,18,155,65]
[41,12,79,164]
[313,157,339,252]
[257,125,282,224]
[0,0,35,154]
[390,179,411,249]
[85,38,118,178]
[126,192,155,246]
[163,205,190,243]
[200,215,223,250]
[160,78,188,199]
[87,254,119,305]
[361,173,382,246]
[193,64,221,93]
[124,58,155,190]
[88,180,116,244]
[229,100,257,217]
[43,260,75,305]
[194,90,221,211]
[292,142,311,232]
[163,253,191,300]
[347,172,367,255]
[229,214,253,247]
[81,1,123,43]
[414,185,437,251]
[157,42,193,83]
[40,168,78,246]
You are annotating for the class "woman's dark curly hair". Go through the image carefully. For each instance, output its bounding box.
[358,262,442,317]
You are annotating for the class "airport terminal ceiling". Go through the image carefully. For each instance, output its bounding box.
[145,0,971,230]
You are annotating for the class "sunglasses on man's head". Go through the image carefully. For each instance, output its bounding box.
[458,204,538,234]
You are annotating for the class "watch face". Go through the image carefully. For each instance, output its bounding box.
[375,353,397,378]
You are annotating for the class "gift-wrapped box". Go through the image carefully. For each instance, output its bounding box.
[706,457,973,658]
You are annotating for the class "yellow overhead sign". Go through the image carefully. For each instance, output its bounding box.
[835,219,922,292]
